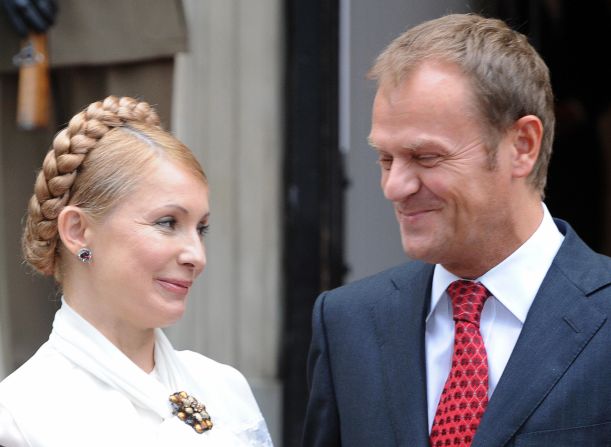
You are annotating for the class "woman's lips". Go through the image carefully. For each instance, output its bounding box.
[156,278,192,295]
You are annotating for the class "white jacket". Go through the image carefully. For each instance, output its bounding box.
[0,302,272,446]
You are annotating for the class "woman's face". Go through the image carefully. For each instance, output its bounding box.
[85,159,209,332]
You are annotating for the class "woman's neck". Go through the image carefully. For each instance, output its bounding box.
[63,293,156,372]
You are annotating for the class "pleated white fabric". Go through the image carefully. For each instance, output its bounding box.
[0,300,273,447]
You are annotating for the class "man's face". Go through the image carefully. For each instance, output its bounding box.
[369,61,517,277]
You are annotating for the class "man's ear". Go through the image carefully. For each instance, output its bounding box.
[57,206,92,256]
[511,115,543,179]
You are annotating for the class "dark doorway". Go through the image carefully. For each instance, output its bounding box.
[282,0,345,446]
[477,0,611,254]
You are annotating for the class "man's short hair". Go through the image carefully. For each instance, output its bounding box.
[369,14,555,195]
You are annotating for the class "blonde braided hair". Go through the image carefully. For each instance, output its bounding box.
[22,95,205,281]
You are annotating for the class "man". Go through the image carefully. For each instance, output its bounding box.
[303,13,611,447]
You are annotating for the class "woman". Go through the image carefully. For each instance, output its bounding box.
[0,96,273,446]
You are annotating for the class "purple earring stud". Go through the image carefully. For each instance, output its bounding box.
[77,247,93,263]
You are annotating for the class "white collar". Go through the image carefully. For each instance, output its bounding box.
[429,203,564,322]
[45,300,271,445]
[50,298,182,418]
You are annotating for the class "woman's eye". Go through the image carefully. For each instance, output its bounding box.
[197,224,210,237]
[156,217,176,229]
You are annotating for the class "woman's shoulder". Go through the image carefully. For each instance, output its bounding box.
[0,342,74,393]
[0,341,83,440]
[0,341,101,408]
[175,349,252,393]
[175,350,273,446]
[174,350,261,417]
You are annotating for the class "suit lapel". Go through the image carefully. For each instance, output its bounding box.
[371,262,433,447]
[473,222,609,446]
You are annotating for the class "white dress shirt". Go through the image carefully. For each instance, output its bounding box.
[425,203,564,431]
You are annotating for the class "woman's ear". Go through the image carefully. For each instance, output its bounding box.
[511,115,543,179]
[57,206,92,256]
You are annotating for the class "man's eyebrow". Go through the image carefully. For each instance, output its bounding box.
[367,136,431,152]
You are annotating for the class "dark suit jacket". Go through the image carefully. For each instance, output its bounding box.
[303,220,611,446]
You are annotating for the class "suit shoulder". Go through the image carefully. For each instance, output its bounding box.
[319,260,430,307]
[553,223,611,294]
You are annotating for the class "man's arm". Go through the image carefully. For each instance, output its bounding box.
[302,292,341,447]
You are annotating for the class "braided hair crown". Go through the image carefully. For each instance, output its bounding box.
[22,96,160,278]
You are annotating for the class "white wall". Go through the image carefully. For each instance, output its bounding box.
[342,0,471,282]
[169,0,283,444]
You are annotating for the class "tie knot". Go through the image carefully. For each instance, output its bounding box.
[447,280,490,325]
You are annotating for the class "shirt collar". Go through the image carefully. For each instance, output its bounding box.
[429,203,564,322]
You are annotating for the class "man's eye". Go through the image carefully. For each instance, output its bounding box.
[377,157,392,171]
[414,154,440,167]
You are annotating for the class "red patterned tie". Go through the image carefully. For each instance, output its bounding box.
[430,280,491,447]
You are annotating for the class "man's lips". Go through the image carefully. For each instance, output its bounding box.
[395,207,439,218]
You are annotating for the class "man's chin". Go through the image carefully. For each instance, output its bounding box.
[401,241,430,262]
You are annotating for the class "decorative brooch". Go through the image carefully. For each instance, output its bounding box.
[169,391,213,434]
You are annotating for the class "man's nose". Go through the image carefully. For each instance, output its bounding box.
[382,160,421,202]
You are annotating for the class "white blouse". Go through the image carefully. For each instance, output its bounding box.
[0,301,273,446]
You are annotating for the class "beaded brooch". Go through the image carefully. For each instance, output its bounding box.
[169,391,213,434]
